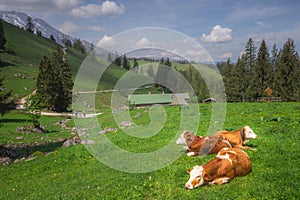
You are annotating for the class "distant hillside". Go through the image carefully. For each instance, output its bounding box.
[0,11,73,44]
[0,19,140,98]
[0,19,87,96]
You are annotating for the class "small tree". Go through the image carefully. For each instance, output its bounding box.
[25,16,34,33]
[0,20,6,50]
[24,94,42,129]
[0,75,13,116]
[122,54,130,70]
[50,35,56,42]
[73,38,86,53]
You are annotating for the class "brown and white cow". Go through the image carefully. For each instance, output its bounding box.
[185,148,252,189]
[214,126,258,150]
[176,130,232,156]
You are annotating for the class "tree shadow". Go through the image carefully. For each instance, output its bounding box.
[0,119,28,123]
[0,61,16,67]
[0,139,66,160]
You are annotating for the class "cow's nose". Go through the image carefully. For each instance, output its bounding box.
[185,183,192,189]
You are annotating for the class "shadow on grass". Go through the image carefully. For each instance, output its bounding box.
[0,119,28,123]
[0,139,66,159]
[0,61,16,68]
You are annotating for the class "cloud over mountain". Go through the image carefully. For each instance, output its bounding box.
[201,25,232,43]
[71,1,125,18]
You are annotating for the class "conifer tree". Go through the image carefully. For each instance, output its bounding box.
[222,58,235,101]
[275,38,300,101]
[0,75,13,116]
[25,16,34,33]
[36,56,55,109]
[0,20,6,50]
[244,38,256,101]
[231,55,247,101]
[122,55,130,70]
[250,39,272,100]
[133,57,139,69]
[51,44,73,112]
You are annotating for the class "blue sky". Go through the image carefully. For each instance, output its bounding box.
[1,0,300,62]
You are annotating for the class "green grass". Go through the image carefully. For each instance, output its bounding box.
[0,102,299,199]
[0,111,74,145]
[0,20,87,97]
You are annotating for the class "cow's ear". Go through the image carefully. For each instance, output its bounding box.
[186,169,191,174]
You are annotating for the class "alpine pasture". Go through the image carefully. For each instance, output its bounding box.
[0,19,299,199]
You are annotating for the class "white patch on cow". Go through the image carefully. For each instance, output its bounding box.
[187,152,195,156]
[204,137,209,140]
[244,126,258,140]
[222,177,231,183]
[217,153,232,165]
[227,150,237,155]
[176,136,186,146]
[185,165,204,189]
[222,139,232,147]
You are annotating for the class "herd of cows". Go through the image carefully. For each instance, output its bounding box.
[176,126,258,189]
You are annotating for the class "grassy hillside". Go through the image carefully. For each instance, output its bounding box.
[0,102,299,199]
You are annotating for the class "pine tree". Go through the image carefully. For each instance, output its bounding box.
[222,58,235,101]
[122,55,130,70]
[0,20,6,50]
[231,56,247,102]
[275,38,300,101]
[113,53,122,67]
[50,35,56,42]
[250,39,272,100]
[244,38,256,101]
[25,16,34,33]
[36,56,55,109]
[0,74,13,116]
[133,57,139,69]
[73,38,86,53]
[51,44,73,112]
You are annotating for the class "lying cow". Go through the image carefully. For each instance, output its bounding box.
[176,130,231,156]
[214,126,258,150]
[185,147,252,189]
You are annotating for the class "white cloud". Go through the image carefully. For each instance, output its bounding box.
[59,21,79,34]
[97,35,116,48]
[255,21,265,27]
[71,1,125,18]
[135,37,153,48]
[218,52,232,59]
[88,26,106,32]
[53,0,81,9]
[201,25,232,43]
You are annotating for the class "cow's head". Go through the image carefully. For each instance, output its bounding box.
[185,165,205,189]
[243,126,258,141]
[176,130,198,147]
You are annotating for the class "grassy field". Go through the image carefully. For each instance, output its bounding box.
[1,102,299,199]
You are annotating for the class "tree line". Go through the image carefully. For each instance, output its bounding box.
[218,38,300,102]
[25,16,87,54]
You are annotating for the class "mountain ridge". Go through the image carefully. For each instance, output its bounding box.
[0,10,91,50]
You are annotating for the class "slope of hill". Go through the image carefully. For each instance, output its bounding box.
[0,20,87,97]
[0,19,141,98]
[1,10,74,46]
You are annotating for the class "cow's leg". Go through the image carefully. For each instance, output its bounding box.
[209,177,231,185]
[239,145,256,150]
[187,151,199,156]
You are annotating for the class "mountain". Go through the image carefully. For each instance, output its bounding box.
[0,10,91,50]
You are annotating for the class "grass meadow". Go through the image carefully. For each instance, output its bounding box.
[0,102,299,199]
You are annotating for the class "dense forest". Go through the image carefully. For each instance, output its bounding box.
[217,38,300,102]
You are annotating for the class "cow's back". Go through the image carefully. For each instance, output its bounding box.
[219,148,252,177]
